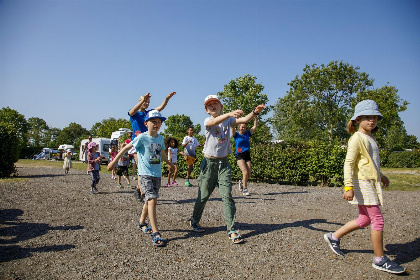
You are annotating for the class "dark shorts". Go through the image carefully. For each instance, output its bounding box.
[116,165,129,176]
[235,150,251,162]
[139,175,161,202]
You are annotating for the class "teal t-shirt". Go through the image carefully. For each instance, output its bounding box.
[131,133,165,177]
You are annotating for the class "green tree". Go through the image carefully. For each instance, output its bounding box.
[27,117,49,146]
[0,123,20,177]
[42,127,61,148]
[406,135,419,150]
[0,107,30,145]
[217,74,272,142]
[91,118,131,138]
[272,61,374,141]
[356,84,409,150]
[55,123,89,146]
[163,114,201,140]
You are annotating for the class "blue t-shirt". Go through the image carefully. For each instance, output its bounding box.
[233,130,252,155]
[131,133,165,177]
[129,110,152,140]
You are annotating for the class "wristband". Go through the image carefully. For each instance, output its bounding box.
[252,109,259,115]
[344,186,353,192]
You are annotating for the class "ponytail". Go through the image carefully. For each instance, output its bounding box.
[346,120,357,134]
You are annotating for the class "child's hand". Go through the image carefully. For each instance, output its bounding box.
[107,162,114,171]
[381,176,389,188]
[230,110,244,118]
[343,189,354,201]
[141,93,151,103]
[254,104,266,114]
[167,91,176,99]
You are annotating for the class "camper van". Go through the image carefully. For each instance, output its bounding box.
[110,128,131,141]
[79,138,111,164]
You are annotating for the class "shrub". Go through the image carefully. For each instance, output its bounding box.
[386,150,420,168]
[0,123,20,177]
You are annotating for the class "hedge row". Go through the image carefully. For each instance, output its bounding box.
[381,150,420,168]
[162,140,347,187]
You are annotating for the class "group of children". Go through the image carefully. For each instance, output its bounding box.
[83,92,405,274]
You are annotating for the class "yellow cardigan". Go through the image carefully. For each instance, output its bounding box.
[344,132,383,187]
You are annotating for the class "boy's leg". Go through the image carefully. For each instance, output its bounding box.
[147,198,159,232]
[139,202,148,224]
[192,158,218,223]
[217,159,236,232]
[237,159,249,190]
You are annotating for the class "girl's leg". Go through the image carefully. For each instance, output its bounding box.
[117,175,121,185]
[173,164,178,181]
[371,229,385,257]
[333,220,360,239]
[237,159,249,190]
[167,165,172,184]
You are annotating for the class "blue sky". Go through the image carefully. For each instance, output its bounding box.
[1,0,419,139]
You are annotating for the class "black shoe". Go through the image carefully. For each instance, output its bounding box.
[324,232,344,256]
[372,256,406,274]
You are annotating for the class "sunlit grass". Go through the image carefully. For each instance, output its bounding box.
[381,167,420,191]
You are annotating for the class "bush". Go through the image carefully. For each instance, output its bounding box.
[385,150,420,168]
[0,124,20,177]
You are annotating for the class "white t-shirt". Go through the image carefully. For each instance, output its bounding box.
[168,147,178,163]
[182,136,200,157]
[202,117,235,158]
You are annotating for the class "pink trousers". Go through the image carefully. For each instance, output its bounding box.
[355,204,384,231]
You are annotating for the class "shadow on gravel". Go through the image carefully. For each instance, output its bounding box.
[0,209,83,263]
[237,218,344,239]
[386,237,420,265]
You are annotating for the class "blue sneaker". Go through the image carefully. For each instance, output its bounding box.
[324,232,344,256]
[372,256,406,274]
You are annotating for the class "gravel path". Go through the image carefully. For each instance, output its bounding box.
[1,165,419,279]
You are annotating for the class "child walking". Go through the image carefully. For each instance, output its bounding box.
[87,142,102,195]
[108,110,174,247]
[116,143,131,188]
[63,149,73,175]
[324,100,405,274]
[189,94,265,244]
[128,91,176,201]
[232,116,258,196]
[164,137,182,187]
[182,126,204,187]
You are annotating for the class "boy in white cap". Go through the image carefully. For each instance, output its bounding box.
[108,110,174,247]
[189,95,265,244]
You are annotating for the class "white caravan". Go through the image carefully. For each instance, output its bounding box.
[79,138,111,163]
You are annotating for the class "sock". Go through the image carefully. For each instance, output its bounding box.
[186,178,190,182]
[374,256,384,264]
[331,233,339,241]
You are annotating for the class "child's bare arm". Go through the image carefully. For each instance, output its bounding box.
[155,91,176,111]
[128,93,151,116]
[231,124,236,135]
[250,116,258,134]
[206,110,244,127]
[235,105,265,125]
[107,143,133,171]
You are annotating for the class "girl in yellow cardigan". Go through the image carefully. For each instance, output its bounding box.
[324,100,405,274]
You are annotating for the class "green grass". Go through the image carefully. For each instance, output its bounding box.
[3,160,419,191]
[381,167,420,191]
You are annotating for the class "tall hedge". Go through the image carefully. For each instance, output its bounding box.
[0,124,20,177]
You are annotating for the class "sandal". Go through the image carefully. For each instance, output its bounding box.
[228,230,244,244]
[151,232,166,247]
[188,217,205,233]
[137,222,152,234]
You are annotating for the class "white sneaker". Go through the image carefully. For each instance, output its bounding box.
[243,189,250,196]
